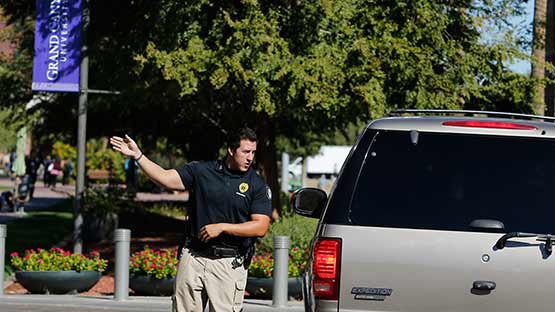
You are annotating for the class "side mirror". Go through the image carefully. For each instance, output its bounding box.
[291,188,327,219]
[469,219,505,233]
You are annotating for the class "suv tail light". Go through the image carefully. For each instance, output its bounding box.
[442,120,538,130]
[313,238,341,300]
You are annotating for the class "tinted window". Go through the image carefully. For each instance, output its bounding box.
[349,130,555,233]
[323,129,376,224]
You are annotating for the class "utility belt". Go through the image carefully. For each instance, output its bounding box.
[193,245,242,258]
[185,238,244,258]
[178,235,255,269]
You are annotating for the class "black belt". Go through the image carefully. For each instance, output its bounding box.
[191,245,242,258]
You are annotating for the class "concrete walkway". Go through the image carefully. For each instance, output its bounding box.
[0,177,189,224]
[0,178,73,223]
[0,295,304,312]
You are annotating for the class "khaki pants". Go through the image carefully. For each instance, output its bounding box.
[172,248,247,312]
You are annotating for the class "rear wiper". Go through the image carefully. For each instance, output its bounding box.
[496,232,553,256]
[538,235,553,256]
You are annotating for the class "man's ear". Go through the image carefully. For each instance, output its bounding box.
[227,147,234,157]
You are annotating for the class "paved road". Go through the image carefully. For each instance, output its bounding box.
[0,295,304,312]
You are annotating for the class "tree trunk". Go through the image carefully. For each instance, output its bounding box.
[254,114,281,220]
[532,0,547,115]
[545,0,555,116]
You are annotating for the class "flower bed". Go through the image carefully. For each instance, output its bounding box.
[128,246,178,296]
[10,248,107,272]
[247,247,308,298]
[10,248,107,294]
[248,246,308,278]
[129,245,178,279]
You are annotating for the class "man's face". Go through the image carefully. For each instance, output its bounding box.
[228,139,257,172]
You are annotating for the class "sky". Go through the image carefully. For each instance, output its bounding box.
[507,1,534,75]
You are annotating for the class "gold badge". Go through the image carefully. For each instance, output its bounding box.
[239,183,249,193]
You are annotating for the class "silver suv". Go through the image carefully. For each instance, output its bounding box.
[292,110,555,312]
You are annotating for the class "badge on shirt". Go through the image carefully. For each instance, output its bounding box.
[266,186,272,200]
[239,182,249,193]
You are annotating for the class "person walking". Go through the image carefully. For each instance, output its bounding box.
[110,127,272,312]
[24,150,40,200]
[124,158,139,195]
[48,158,61,189]
[43,155,52,187]
[62,159,73,185]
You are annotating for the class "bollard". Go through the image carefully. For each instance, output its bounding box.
[114,228,131,301]
[272,236,290,307]
[0,224,6,296]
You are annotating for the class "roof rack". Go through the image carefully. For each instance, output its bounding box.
[389,109,555,122]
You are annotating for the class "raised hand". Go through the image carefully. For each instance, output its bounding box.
[109,134,141,159]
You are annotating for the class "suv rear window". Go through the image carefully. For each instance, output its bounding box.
[348,130,555,233]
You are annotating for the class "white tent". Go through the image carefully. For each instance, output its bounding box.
[306,145,351,176]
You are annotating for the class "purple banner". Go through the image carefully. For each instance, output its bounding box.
[32,0,81,92]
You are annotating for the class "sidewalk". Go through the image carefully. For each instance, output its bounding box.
[0,177,189,224]
[0,295,304,312]
[0,178,73,224]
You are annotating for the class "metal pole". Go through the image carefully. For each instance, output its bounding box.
[0,224,6,296]
[114,229,130,301]
[280,152,289,193]
[301,157,308,188]
[272,236,290,307]
[74,0,89,254]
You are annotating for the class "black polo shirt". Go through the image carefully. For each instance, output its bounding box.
[176,159,272,250]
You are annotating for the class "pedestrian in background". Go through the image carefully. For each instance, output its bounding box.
[110,127,272,312]
[48,157,61,189]
[25,150,40,200]
[43,155,52,187]
[124,158,138,195]
[62,159,73,185]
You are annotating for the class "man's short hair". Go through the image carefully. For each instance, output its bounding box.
[227,127,257,151]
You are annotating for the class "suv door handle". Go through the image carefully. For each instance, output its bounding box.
[473,281,496,291]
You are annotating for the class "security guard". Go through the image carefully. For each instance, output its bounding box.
[110,127,272,312]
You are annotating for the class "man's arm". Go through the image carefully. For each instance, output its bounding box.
[198,214,271,242]
[110,135,186,191]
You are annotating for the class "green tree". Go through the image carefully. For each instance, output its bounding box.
[133,0,536,213]
[0,0,538,215]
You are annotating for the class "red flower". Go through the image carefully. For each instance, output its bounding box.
[10,252,18,257]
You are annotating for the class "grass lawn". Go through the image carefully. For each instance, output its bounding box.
[0,185,13,192]
[3,199,73,279]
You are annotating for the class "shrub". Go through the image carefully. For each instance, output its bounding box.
[249,194,318,278]
[83,186,137,215]
[86,137,126,182]
[52,141,77,163]
[129,246,178,279]
[256,213,318,254]
[10,248,107,272]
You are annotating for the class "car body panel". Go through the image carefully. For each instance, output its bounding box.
[323,225,555,312]
[300,113,555,312]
